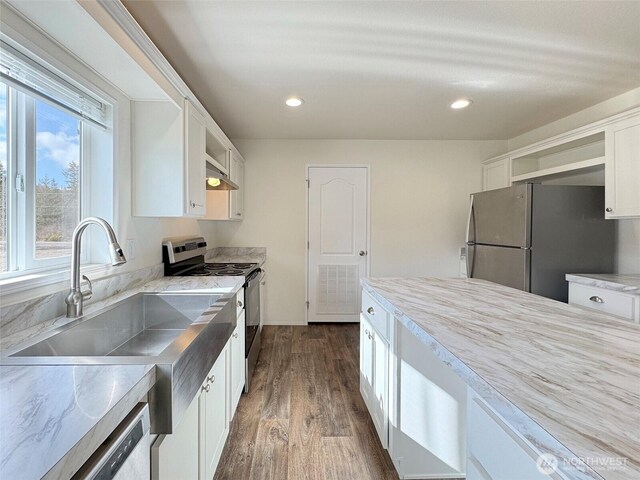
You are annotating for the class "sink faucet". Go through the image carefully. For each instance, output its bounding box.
[65,217,127,318]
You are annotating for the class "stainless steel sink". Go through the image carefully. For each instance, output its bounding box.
[2,291,238,434]
[11,293,218,358]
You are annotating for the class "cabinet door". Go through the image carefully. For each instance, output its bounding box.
[605,116,640,218]
[185,100,206,216]
[360,315,374,404]
[482,158,510,191]
[372,331,389,449]
[200,344,229,480]
[229,311,246,416]
[229,152,244,220]
[152,390,200,480]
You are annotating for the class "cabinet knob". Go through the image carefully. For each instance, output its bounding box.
[202,384,211,392]
[359,250,367,256]
[605,207,613,213]
[207,374,215,383]
[233,332,239,338]
[367,306,375,315]
[589,295,604,304]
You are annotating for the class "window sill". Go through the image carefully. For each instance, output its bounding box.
[0,263,116,298]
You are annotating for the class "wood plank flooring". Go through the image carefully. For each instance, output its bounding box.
[214,324,399,480]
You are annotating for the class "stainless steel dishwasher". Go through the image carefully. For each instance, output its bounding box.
[73,403,151,480]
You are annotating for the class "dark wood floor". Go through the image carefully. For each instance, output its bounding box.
[214,324,399,480]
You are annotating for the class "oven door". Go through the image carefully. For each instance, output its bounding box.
[244,269,261,356]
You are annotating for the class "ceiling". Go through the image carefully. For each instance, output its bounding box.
[122,1,640,140]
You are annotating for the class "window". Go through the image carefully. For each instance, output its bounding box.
[0,39,111,278]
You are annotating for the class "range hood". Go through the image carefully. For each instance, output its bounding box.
[206,161,238,191]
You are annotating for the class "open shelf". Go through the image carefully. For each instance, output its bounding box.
[511,131,605,183]
[511,156,605,182]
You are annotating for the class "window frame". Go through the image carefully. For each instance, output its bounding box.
[0,84,93,277]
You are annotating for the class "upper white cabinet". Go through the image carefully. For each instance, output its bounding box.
[605,114,640,218]
[185,101,207,216]
[133,98,206,217]
[482,156,511,191]
[204,150,246,221]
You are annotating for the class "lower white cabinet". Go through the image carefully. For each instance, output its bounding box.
[467,388,549,480]
[152,383,200,480]
[200,344,229,480]
[229,310,246,416]
[568,281,640,323]
[390,320,467,478]
[152,340,230,480]
[360,313,389,449]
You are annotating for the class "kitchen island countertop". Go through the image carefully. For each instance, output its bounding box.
[363,277,640,480]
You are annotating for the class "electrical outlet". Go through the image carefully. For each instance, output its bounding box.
[126,239,136,260]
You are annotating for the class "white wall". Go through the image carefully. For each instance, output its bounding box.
[508,87,640,274]
[209,139,506,325]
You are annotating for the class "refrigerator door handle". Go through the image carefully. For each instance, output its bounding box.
[466,244,475,278]
[465,194,475,245]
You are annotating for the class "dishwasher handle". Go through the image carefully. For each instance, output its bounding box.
[73,403,150,480]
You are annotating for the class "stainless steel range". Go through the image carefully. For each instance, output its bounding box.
[162,236,262,393]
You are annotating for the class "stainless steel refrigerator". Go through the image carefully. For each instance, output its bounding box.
[466,184,615,302]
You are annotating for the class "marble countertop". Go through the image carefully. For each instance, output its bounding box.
[363,277,640,480]
[566,273,640,294]
[0,364,156,480]
[206,246,267,267]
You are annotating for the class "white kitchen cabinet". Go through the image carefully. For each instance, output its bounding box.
[605,114,640,218]
[568,282,639,323]
[152,386,200,480]
[185,100,207,216]
[199,341,229,480]
[360,291,391,449]
[229,310,246,416]
[132,98,206,217]
[359,314,374,407]
[467,388,549,480]
[371,329,389,449]
[482,156,511,191]
[204,150,245,221]
[391,319,467,478]
[152,341,230,480]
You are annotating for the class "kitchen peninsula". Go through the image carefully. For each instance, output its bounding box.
[361,277,640,480]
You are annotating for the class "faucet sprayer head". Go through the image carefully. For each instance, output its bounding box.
[109,242,127,266]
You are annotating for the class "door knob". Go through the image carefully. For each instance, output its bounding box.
[359,250,367,256]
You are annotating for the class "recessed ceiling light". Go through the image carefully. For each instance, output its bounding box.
[451,98,472,109]
[286,97,304,107]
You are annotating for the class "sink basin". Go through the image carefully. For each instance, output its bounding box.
[11,293,220,358]
[3,291,238,434]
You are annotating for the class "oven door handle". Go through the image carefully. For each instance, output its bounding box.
[244,268,262,286]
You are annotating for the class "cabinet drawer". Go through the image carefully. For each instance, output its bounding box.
[468,392,549,480]
[362,291,389,341]
[568,283,637,321]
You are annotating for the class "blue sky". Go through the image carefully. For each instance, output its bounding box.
[0,84,79,186]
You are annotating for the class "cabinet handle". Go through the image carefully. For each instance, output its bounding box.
[605,207,613,213]
[233,332,239,338]
[201,384,211,392]
[237,300,243,307]
[589,295,604,304]
[236,213,242,216]
[367,306,375,315]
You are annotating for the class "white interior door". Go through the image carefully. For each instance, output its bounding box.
[307,166,368,323]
